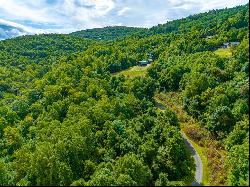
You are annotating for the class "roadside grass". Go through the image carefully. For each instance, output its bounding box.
[214,48,232,58]
[113,65,150,78]
[155,92,228,186]
[154,94,197,185]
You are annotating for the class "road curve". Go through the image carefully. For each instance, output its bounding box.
[181,132,203,186]
[155,100,203,186]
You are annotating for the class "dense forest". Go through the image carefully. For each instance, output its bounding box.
[0,4,249,186]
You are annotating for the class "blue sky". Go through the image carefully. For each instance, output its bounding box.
[0,0,248,34]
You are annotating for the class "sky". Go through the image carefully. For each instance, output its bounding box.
[0,0,248,34]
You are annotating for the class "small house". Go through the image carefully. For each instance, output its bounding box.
[138,53,155,66]
[139,60,149,66]
[230,42,240,46]
[222,42,230,48]
[222,42,240,49]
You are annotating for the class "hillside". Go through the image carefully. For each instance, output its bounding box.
[0,34,94,67]
[0,3,249,186]
[149,4,249,36]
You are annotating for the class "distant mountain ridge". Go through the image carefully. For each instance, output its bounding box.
[0,24,28,40]
[71,26,147,40]
[71,4,249,40]
[0,4,248,41]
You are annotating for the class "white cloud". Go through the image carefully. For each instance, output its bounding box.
[0,0,248,34]
[0,18,46,34]
[200,0,248,11]
[0,0,116,31]
[0,0,58,23]
[118,7,131,16]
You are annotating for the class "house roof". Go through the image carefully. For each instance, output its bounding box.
[139,60,148,64]
[231,42,240,44]
[223,42,240,45]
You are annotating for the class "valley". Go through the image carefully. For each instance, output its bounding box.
[0,3,249,186]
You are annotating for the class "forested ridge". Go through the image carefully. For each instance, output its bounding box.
[0,4,249,186]
[71,26,147,41]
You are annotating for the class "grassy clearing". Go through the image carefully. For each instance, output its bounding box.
[214,48,232,58]
[113,65,150,78]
